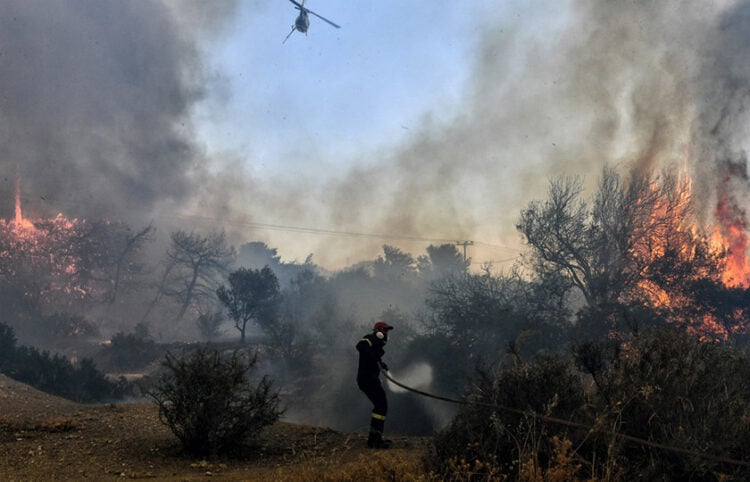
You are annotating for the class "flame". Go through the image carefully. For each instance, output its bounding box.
[636,165,750,290]
[628,166,750,340]
[13,173,35,232]
[630,175,694,270]
[1,175,92,304]
[711,169,750,288]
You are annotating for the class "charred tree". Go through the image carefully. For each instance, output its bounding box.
[107,223,155,304]
[162,230,235,321]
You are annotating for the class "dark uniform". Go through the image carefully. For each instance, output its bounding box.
[356,322,393,448]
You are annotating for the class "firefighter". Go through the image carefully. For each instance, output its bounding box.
[356,321,394,448]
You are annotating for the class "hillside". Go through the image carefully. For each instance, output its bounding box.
[0,374,431,480]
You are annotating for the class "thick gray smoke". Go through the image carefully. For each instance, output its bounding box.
[2,0,749,268]
[290,0,750,266]
[0,0,237,225]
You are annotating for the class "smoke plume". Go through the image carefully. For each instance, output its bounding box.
[0,0,237,225]
[289,0,750,267]
[2,1,750,270]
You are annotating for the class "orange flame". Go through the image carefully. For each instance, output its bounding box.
[711,189,750,288]
[1,174,92,304]
[629,167,750,340]
[13,173,35,232]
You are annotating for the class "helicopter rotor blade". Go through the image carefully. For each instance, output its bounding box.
[306,9,341,29]
[288,0,304,9]
[283,25,295,43]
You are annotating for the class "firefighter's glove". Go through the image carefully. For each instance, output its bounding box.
[380,362,389,371]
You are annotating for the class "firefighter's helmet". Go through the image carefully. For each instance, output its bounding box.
[374,321,394,332]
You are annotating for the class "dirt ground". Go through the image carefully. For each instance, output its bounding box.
[0,374,431,481]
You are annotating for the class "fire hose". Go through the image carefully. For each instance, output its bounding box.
[380,369,750,468]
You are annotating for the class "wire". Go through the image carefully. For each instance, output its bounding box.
[175,213,457,243]
[471,257,519,265]
[174,212,522,252]
[12,194,525,257]
[14,192,524,253]
[381,369,750,468]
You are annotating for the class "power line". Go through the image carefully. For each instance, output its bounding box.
[174,213,522,252]
[475,240,523,252]
[470,257,519,265]
[7,193,525,254]
[8,190,524,252]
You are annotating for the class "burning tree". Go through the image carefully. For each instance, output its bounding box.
[517,168,750,340]
[712,158,750,288]
[1,217,103,308]
[0,176,157,341]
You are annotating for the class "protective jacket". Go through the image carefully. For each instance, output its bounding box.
[356,333,385,383]
[356,329,392,449]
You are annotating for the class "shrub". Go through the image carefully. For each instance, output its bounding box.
[73,358,118,402]
[584,328,750,480]
[0,322,122,402]
[44,312,99,338]
[429,354,585,480]
[146,346,283,456]
[102,329,161,372]
[0,322,18,373]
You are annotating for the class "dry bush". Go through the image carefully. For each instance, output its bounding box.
[428,354,586,480]
[427,327,750,480]
[146,346,283,457]
[580,328,750,480]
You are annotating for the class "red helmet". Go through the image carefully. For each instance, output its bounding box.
[373,321,394,332]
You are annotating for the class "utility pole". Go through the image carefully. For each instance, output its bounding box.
[455,241,474,263]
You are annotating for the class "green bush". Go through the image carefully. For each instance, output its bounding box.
[146,346,283,456]
[44,312,99,338]
[99,329,161,372]
[0,322,123,402]
[0,322,18,373]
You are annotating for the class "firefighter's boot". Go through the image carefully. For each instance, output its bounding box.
[367,414,392,449]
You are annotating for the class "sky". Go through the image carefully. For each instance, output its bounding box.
[2,0,750,272]
[190,0,567,268]
[190,0,525,268]
[198,0,497,173]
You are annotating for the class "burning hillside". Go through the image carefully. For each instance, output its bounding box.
[1,177,87,304]
[0,175,152,321]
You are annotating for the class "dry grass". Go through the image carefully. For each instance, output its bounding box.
[0,374,433,480]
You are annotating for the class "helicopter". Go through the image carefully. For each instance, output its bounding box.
[283,0,340,43]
